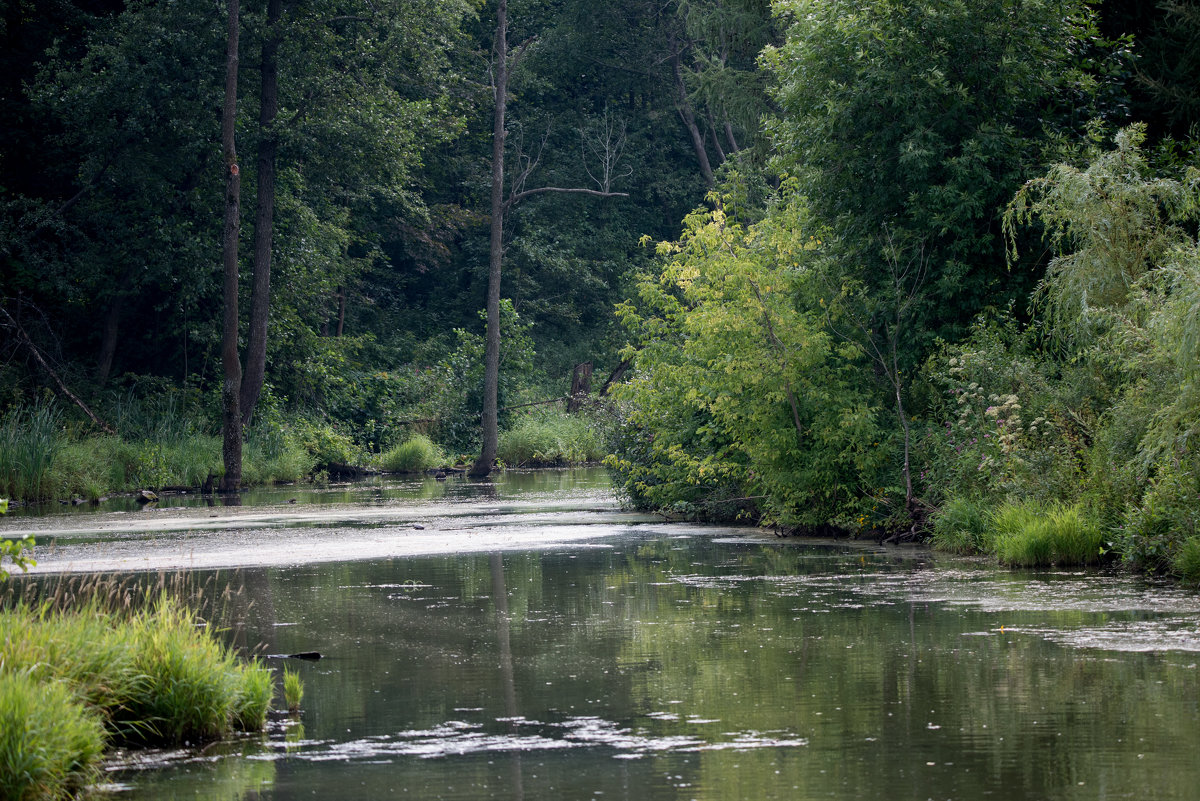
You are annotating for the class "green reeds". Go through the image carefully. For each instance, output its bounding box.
[379,434,444,473]
[283,666,304,713]
[0,673,106,801]
[497,409,605,467]
[0,402,64,501]
[0,580,274,799]
[929,496,990,554]
[990,500,1105,567]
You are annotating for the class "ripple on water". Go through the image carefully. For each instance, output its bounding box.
[668,568,1200,652]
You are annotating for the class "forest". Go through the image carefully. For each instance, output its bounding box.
[2,0,1200,580]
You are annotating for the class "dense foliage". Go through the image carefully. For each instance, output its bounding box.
[3,0,1200,577]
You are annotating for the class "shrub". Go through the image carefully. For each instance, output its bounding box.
[0,673,106,801]
[1117,455,1200,572]
[243,422,314,485]
[378,434,444,473]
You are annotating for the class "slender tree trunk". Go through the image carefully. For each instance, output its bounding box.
[470,0,508,478]
[95,301,120,385]
[723,118,740,155]
[706,108,727,163]
[240,0,281,427]
[336,285,346,337]
[672,52,714,187]
[220,0,243,492]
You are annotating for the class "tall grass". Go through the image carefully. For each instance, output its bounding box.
[0,587,274,799]
[929,496,990,554]
[0,402,64,501]
[990,500,1105,567]
[378,434,444,473]
[497,408,606,467]
[283,666,304,713]
[0,673,106,801]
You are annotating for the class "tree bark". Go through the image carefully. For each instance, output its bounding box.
[470,0,508,478]
[567,361,592,413]
[95,301,120,385]
[220,0,243,492]
[672,50,714,187]
[240,0,281,427]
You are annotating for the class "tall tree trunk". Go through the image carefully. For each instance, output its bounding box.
[240,0,281,427]
[95,301,120,385]
[336,285,345,337]
[672,51,714,187]
[470,0,508,478]
[220,0,243,492]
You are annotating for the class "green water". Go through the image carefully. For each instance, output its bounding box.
[10,470,1199,800]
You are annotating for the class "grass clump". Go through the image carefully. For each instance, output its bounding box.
[989,500,1104,567]
[497,409,605,467]
[283,666,304,713]
[0,672,106,801]
[1173,537,1200,585]
[378,434,444,473]
[929,496,990,554]
[0,593,275,798]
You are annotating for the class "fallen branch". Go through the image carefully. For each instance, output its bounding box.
[0,303,116,435]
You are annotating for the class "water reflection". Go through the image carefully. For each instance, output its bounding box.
[99,534,1200,801]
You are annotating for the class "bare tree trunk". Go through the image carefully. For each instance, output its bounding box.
[220,0,243,492]
[723,118,740,155]
[95,301,120,385]
[240,0,282,428]
[470,0,508,478]
[567,361,592,413]
[672,51,714,187]
[706,108,727,164]
[336,285,346,337]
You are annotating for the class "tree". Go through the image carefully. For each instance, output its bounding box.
[611,191,885,527]
[470,0,628,477]
[239,0,282,426]
[220,0,243,491]
[762,0,1125,358]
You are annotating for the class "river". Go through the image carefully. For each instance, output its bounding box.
[4,468,1199,800]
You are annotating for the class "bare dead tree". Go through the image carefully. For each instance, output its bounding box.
[581,106,633,194]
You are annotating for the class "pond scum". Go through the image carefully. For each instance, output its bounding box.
[0,575,275,800]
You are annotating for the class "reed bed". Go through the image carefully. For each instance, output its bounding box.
[0,572,276,800]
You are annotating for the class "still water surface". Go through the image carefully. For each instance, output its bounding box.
[9,470,1200,800]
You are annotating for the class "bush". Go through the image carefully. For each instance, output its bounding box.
[294,418,362,470]
[0,673,106,801]
[1117,455,1200,572]
[378,434,444,473]
[498,408,605,467]
[243,422,314,485]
